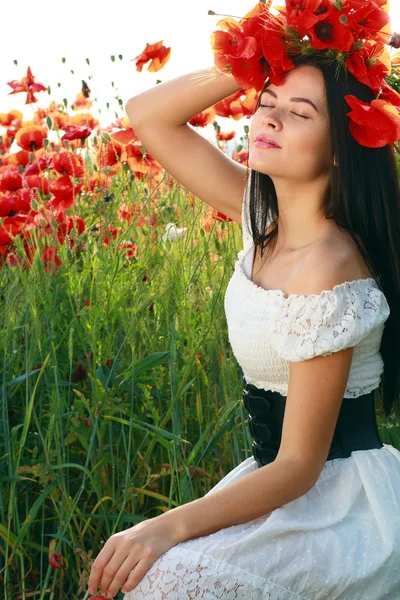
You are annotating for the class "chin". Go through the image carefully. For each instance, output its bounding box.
[248,158,278,175]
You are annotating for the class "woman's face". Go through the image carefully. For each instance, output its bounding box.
[248,64,332,181]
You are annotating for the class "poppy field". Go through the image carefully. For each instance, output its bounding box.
[1,44,400,599]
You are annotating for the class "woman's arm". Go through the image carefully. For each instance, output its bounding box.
[157,455,316,543]
[125,65,243,127]
[124,65,247,222]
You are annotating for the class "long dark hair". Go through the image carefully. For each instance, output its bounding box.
[244,53,400,419]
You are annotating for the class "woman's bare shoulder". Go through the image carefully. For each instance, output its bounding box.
[310,228,374,281]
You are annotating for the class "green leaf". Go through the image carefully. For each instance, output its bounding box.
[9,481,58,562]
[133,351,170,374]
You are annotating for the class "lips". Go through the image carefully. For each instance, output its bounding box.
[255,134,281,148]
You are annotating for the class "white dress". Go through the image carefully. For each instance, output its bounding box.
[127,183,400,599]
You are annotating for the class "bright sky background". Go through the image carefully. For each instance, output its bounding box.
[1,0,400,138]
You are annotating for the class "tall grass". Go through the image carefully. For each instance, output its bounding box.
[0,167,258,598]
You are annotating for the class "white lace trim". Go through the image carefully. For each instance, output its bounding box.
[125,547,310,599]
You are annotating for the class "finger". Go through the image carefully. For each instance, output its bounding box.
[103,555,140,598]
[120,554,156,594]
[88,546,116,594]
[98,554,131,596]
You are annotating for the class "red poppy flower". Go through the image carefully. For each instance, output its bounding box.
[133,41,171,73]
[51,152,85,178]
[56,214,86,244]
[110,128,139,145]
[212,4,294,90]
[214,89,257,120]
[7,66,47,104]
[25,174,50,196]
[189,108,216,128]
[49,552,62,569]
[0,216,26,245]
[48,175,83,211]
[345,94,400,147]
[345,42,390,94]
[216,130,236,141]
[0,195,14,217]
[15,190,33,213]
[379,81,400,108]
[259,15,295,85]
[213,210,232,222]
[345,0,390,44]
[8,150,31,169]
[69,113,98,130]
[42,246,62,272]
[0,110,22,127]
[25,156,51,176]
[211,14,264,89]
[95,138,123,169]
[15,125,47,152]
[1,189,34,216]
[0,170,23,192]
[309,8,355,51]
[231,148,249,165]
[118,242,138,259]
[73,86,92,110]
[61,124,92,143]
[285,0,323,31]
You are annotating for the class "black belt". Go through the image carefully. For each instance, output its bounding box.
[242,376,383,468]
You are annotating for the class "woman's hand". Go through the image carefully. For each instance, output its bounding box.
[87,514,181,597]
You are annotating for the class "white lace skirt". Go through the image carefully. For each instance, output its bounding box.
[125,444,400,599]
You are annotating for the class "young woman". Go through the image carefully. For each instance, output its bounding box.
[88,51,400,600]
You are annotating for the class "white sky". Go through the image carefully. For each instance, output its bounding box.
[1,0,400,136]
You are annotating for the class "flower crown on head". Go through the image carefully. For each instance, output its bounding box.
[209,0,400,148]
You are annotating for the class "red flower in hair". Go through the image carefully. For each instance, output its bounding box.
[345,42,390,94]
[309,7,355,52]
[345,0,390,44]
[211,5,294,90]
[285,0,322,31]
[211,14,265,90]
[345,95,400,147]
[379,81,400,108]
[259,13,295,85]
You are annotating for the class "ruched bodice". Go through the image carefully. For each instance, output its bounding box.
[224,178,390,398]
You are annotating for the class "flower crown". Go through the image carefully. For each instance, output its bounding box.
[210,0,400,148]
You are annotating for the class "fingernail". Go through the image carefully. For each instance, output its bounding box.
[88,587,94,595]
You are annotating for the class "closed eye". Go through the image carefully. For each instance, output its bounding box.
[259,104,309,120]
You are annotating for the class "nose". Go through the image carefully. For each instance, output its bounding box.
[262,110,282,130]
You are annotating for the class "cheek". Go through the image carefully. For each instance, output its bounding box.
[298,126,331,164]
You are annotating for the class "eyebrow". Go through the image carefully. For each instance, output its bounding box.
[261,89,320,114]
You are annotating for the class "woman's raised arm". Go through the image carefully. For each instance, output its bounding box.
[124,66,248,223]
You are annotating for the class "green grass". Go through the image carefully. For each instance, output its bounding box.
[0,168,257,598]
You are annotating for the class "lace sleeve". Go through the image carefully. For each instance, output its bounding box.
[269,280,390,362]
